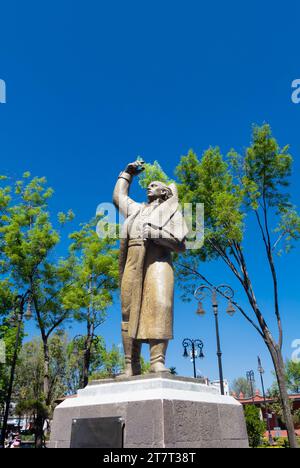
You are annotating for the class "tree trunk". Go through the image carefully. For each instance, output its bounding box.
[82,346,91,388]
[82,308,93,388]
[34,415,45,449]
[269,344,298,448]
[43,340,50,405]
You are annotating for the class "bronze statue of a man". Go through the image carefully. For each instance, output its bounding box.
[113,160,188,376]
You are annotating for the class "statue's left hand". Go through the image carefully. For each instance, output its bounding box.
[142,224,160,240]
[125,160,145,176]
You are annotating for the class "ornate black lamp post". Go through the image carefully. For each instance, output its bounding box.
[182,338,204,379]
[0,292,33,448]
[246,370,255,401]
[194,284,236,395]
[258,356,273,445]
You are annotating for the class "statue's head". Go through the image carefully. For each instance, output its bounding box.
[147,181,173,203]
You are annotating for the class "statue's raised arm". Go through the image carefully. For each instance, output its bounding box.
[113,160,145,218]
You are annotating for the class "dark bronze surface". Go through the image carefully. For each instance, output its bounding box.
[113,161,188,375]
[70,417,124,448]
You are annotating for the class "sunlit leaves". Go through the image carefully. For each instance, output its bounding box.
[176,147,244,249]
[62,218,119,320]
[138,160,173,188]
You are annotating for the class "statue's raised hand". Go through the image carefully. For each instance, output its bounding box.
[125,160,145,176]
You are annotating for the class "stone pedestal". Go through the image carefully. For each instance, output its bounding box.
[49,374,249,448]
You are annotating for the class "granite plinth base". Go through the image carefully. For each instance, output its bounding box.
[49,374,249,448]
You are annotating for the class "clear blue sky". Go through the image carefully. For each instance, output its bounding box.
[1,1,300,390]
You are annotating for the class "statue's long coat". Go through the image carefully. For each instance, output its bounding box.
[114,175,188,340]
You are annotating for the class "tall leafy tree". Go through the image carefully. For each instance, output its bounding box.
[0,177,15,418]
[13,334,72,447]
[0,173,74,410]
[244,405,266,448]
[0,280,15,417]
[231,377,254,399]
[89,344,124,380]
[63,218,119,387]
[285,360,300,394]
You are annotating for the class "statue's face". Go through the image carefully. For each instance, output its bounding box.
[147,181,167,202]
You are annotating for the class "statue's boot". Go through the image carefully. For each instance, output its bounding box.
[131,339,142,375]
[122,322,142,377]
[149,340,170,373]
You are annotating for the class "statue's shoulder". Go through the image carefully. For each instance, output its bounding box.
[125,199,142,217]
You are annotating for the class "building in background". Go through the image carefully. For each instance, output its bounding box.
[210,380,230,396]
[234,390,300,439]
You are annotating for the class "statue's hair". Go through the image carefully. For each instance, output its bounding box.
[153,181,173,201]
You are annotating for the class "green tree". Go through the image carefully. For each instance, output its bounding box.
[0,173,75,445]
[89,344,124,380]
[140,357,151,375]
[13,338,47,447]
[13,334,72,447]
[285,359,300,394]
[63,218,119,387]
[267,359,300,428]
[244,405,266,448]
[68,335,109,385]
[141,124,300,447]
[138,160,173,188]
[0,281,25,434]
[15,399,49,448]
[0,178,17,419]
[231,377,254,399]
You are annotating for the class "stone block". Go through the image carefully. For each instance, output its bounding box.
[50,374,249,448]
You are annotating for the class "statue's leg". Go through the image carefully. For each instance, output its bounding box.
[121,245,144,377]
[132,339,142,375]
[121,322,133,377]
[149,340,170,373]
[121,322,142,377]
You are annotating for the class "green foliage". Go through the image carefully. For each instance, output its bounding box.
[140,357,151,374]
[267,386,293,425]
[57,210,75,226]
[89,344,124,380]
[0,171,127,448]
[62,218,120,386]
[138,160,173,189]
[259,437,285,448]
[242,124,292,210]
[174,125,300,267]
[229,123,300,254]
[231,377,254,399]
[0,283,23,414]
[14,335,67,413]
[269,358,300,396]
[0,173,75,342]
[268,359,300,425]
[285,359,300,394]
[68,335,106,385]
[0,172,122,418]
[274,208,300,255]
[13,333,123,408]
[176,147,244,246]
[65,218,119,316]
[15,398,49,421]
[244,405,266,448]
[0,175,59,281]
